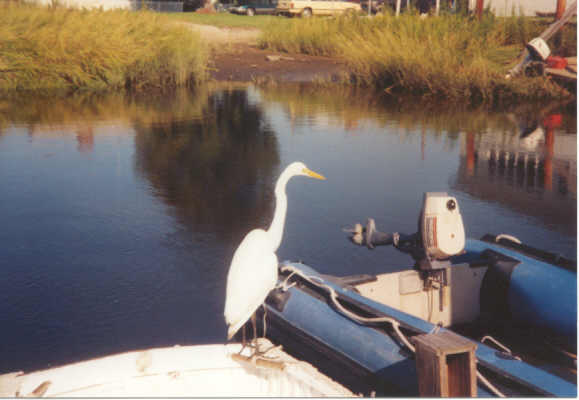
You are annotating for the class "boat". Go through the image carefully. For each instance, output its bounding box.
[0,340,353,397]
[257,192,577,397]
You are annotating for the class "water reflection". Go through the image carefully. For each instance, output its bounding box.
[454,103,576,235]
[0,86,575,242]
[134,89,280,241]
[259,85,576,238]
[0,89,209,138]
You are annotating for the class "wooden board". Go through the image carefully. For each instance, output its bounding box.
[413,331,477,397]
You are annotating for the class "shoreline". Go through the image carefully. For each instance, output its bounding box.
[208,42,349,83]
[187,23,349,83]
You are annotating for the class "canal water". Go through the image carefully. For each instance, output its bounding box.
[0,84,576,373]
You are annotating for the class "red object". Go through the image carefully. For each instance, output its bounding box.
[546,56,568,69]
[475,0,483,19]
[556,0,566,20]
[542,114,563,130]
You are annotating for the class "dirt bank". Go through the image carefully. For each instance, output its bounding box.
[189,23,348,83]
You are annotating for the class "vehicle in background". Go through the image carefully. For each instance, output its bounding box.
[215,1,235,11]
[276,0,361,17]
[184,0,234,11]
[358,0,384,14]
[229,0,278,15]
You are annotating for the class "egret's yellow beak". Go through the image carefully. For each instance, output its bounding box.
[303,168,326,180]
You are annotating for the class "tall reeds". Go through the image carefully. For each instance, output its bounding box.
[0,4,209,91]
[259,13,575,102]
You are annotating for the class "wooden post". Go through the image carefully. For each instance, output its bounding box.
[413,331,478,397]
[475,0,483,19]
[556,0,567,20]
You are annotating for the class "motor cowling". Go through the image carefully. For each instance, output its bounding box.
[526,37,551,61]
[420,192,465,262]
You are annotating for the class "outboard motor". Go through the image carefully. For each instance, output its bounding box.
[349,192,465,270]
[348,192,466,310]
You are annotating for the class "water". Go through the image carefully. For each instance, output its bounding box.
[0,85,575,373]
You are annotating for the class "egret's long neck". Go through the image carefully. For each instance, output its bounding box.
[267,170,291,251]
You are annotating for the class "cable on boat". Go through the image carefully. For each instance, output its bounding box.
[278,265,506,398]
[476,370,506,397]
[278,265,415,352]
[481,336,522,361]
[495,234,522,244]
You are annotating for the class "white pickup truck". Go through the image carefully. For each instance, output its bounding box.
[275,0,361,17]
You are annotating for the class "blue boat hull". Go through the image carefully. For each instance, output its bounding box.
[460,238,576,348]
[260,238,577,397]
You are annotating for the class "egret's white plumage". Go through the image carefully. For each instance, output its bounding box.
[224,162,326,341]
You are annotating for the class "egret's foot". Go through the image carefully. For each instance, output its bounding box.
[231,351,286,370]
[237,343,249,356]
[248,349,286,369]
[240,341,258,352]
[252,344,283,361]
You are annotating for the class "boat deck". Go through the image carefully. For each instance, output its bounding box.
[0,340,353,397]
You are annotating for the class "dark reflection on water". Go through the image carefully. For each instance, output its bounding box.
[134,90,280,241]
[0,86,575,374]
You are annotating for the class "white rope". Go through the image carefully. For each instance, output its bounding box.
[278,264,506,397]
[481,335,522,361]
[276,270,297,292]
[495,234,522,245]
[428,323,442,335]
[476,370,506,397]
[280,265,415,351]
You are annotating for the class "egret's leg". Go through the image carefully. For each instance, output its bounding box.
[244,305,281,360]
[242,324,246,346]
[262,303,268,338]
[237,325,247,355]
[251,313,260,354]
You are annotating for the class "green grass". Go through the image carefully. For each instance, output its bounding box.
[0,3,209,91]
[167,12,287,29]
[258,12,576,102]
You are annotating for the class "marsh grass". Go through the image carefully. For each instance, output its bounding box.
[0,4,209,91]
[259,13,576,102]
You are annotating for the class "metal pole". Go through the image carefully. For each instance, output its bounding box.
[396,0,401,15]
[556,0,566,20]
[435,0,440,15]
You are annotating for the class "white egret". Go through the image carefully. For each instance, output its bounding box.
[224,162,326,353]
